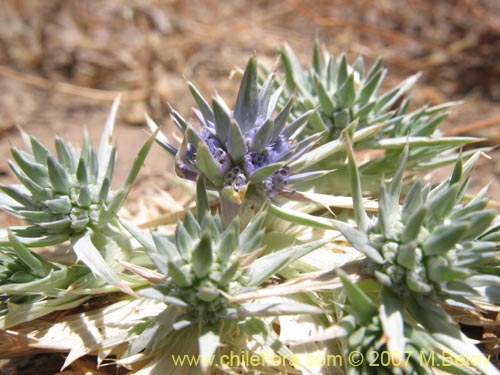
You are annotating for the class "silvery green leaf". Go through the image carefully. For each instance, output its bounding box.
[238,210,266,254]
[46,155,70,194]
[427,184,459,225]
[182,211,201,239]
[344,131,370,231]
[0,292,90,329]
[175,222,194,260]
[152,233,179,260]
[145,114,177,157]
[281,109,313,138]
[247,237,329,287]
[291,121,383,172]
[270,204,336,230]
[359,65,384,106]
[38,217,72,231]
[272,95,294,141]
[0,227,70,247]
[167,260,190,288]
[423,223,468,255]
[76,158,88,184]
[78,185,91,207]
[196,177,210,223]
[218,260,240,287]
[89,146,99,184]
[281,43,308,93]
[212,95,231,144]
[374,73,420,113]
[449,199,487,221]
[248,162,285,183]
[196,141,224,187]
[287,170,332,184]
[8,230,52,278]
[44,196,72,214]
[10,147,48,187]
[122,131,157,189]
[313,39,322,74]
[250,119,274,153]
[188,82,213,123]
[460,210,496,240]
[336,74,356,108]
[191,234,212,279]
[428,263,470,283]
[337,54,349,89]
[217,219,238,263]
[388,143,408,207]
[354,101,376,120]
[15,209,51,222]
[402,206,427,243]
[234,56,258,133]
[335,220,384,264]
[170,108,188,133]
[396,242,418,270]
[316,78,335,115]
[227,118,247,164]
[55,136,77,171]
[338,269,377,324]
[0,185,39,210]
[97,96,119,185]
[333,108,350,129]
[185,127,201,151]
[402,180,422,220]
[29,135,50,163]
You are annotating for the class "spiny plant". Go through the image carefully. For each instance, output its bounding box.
[115,179,328,373]
[336,134,500,307]
[148,56,331,222]
[280,42,483,195]
[0,99,153,247]
[0,41,498,375]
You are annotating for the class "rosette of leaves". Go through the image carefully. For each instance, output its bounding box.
[0,99,157,304]
[337,134,500,305]
[328,270,492,375]
[281,43,480,195]
[0,231,90,327]
[149,56,327,222]
[0,99,154,247]
[332,134,499,374]
[119,180,328,373]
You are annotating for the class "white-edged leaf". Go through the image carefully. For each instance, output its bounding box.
[73,233,135,296]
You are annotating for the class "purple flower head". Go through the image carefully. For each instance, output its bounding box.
[266,136,292,163]
[224,167,248,191]
[244,151,266,175]
[177,161,198,181]
[212,147,231,175]
[263,166,291,197]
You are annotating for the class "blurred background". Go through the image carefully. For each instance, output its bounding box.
[0,1,499,372]
[1,0,499,201]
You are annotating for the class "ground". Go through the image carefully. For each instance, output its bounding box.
[0,0,499,373]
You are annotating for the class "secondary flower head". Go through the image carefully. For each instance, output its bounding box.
[153,56,315,205]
